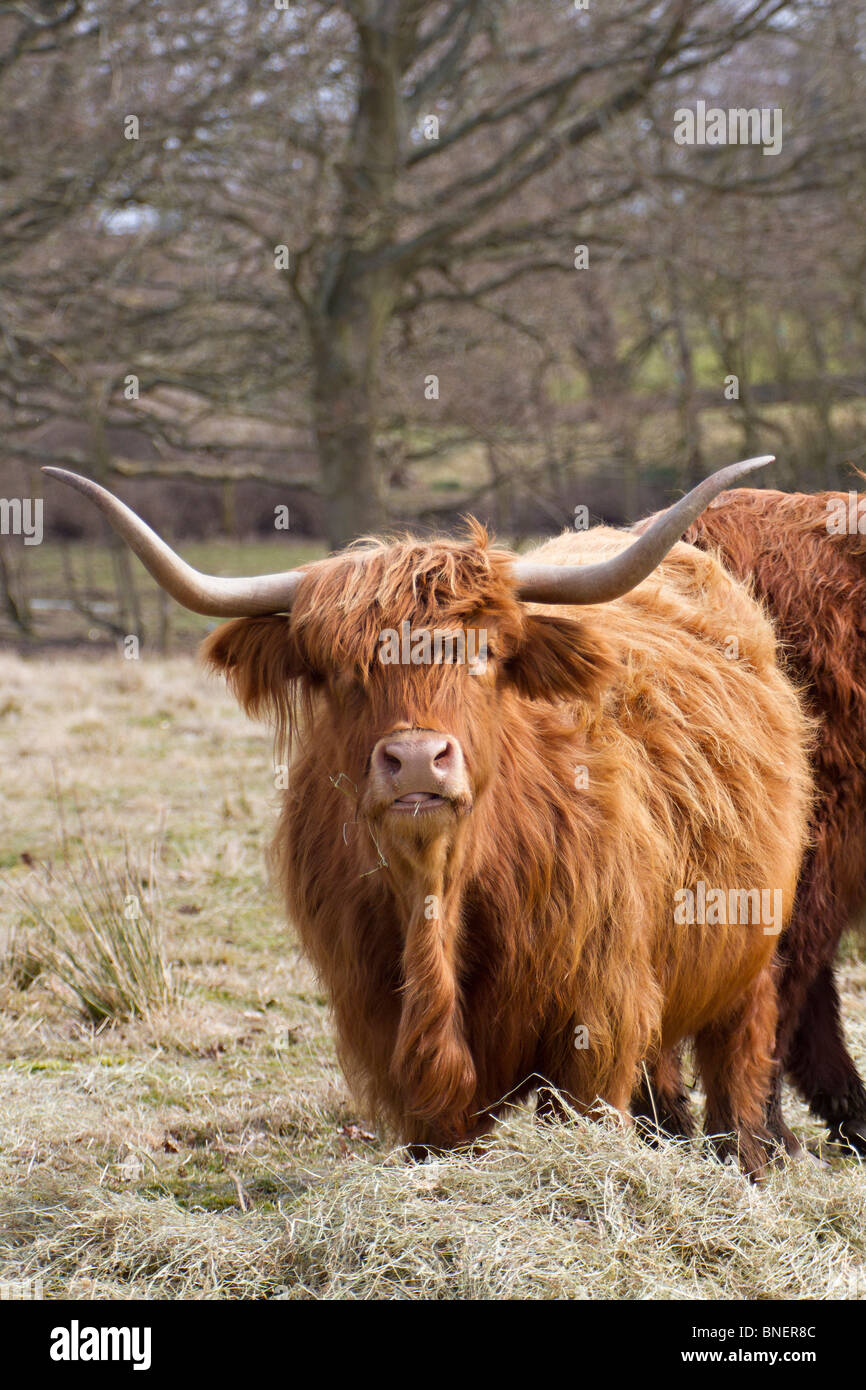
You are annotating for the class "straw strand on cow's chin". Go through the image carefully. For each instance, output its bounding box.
[360,824,389,876]
[328,770,392,874]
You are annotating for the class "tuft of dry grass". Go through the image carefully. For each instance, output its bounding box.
[6,839,176,1023]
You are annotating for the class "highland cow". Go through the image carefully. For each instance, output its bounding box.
[636,487,866,1153]
[45,460,813,1177]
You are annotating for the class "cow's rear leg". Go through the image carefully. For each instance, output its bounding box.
[772,847,866,1151]
[637,1047,804,1159]
[694,971,782,1181]
[631,1049,696,1142]
[785,965,866,1152]
[763,1068,806,1157]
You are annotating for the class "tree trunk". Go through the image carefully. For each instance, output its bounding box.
[304,13,407,551]
[0,540,33,635]
[667,272,703,482]
[311,288,390,550]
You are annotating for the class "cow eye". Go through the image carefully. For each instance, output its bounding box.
[332,672,365,702]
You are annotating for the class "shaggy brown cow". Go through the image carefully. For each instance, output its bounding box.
[636,487,866,1153]
[45,461,814,1177]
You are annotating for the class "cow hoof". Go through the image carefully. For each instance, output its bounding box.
[828,1118,866,1155]
[767,1120,804,1158]
[790,1145,829,1169]
[710,1129,782,1181]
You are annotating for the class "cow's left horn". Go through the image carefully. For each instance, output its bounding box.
[511,456,774,605]
[42,468,304,616]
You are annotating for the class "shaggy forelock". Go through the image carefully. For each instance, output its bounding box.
[287,522,523,676]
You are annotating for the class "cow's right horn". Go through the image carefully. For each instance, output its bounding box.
[43,468,304,616]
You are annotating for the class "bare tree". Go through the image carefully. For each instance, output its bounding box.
[2,0,865,553]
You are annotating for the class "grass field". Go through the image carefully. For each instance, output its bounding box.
[1,650,865,1300]
[0,538,325,652]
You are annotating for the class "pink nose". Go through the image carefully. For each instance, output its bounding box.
[371,731,463,793]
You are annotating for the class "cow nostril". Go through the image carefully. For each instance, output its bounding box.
[433,742,452,767]
[383,751,402,773]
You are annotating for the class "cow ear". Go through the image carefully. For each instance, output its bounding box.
[201,616,315,723]
[502,613,619,704]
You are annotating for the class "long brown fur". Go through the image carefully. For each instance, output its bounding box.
[638,488,866,1151]
[202,522,813,1176]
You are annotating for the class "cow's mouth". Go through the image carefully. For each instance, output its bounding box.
[389,792,449,814]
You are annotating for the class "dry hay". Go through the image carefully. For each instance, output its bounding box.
[1,1108,864,1301]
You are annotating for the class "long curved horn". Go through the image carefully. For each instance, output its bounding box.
[511,456,774,605]
[42,468,304,616]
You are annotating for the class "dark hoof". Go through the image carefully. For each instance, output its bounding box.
[828,1117,866,1155]
[634,1114,695,1148]
[631,1090,696,1142]
[767,1119,805,1158]
[709,1128,785,1182]
[404,1142,432,1162]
